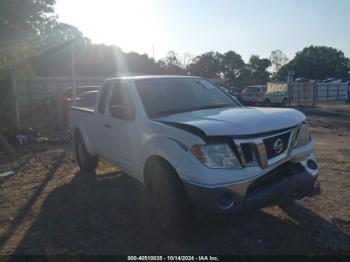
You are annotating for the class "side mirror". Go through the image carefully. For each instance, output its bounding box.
[110,105,134,121]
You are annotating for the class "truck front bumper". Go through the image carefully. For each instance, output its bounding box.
[183,157,320,213]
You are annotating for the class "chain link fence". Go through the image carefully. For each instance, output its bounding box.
[16,76,105,134]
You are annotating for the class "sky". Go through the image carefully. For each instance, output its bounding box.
[55,0,350,62]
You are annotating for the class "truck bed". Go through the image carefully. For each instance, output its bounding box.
[70,106,95,113]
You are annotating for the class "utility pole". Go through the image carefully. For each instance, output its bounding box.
[287,70,295,107]
[71,40,77,106]
[152,44,155,59]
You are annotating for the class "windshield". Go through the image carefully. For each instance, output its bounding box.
[136,78,240,118]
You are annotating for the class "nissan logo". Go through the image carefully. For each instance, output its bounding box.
[273,138,284,154]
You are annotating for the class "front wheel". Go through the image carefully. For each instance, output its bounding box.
[281,98,289,107]
[75,132,98,172]
[150,161,195,235]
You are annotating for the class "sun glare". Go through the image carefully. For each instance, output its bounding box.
[56,0,165,57]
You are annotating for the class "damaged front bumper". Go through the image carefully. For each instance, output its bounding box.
[183,154,320,213]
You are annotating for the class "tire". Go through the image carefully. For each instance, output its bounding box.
[264,99,272,107]
[75,131,98,173]
[150,160,195,235]
[281,98,288,107]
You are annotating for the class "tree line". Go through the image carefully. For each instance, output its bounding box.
[1,0,350,128]
[1,0,350,85]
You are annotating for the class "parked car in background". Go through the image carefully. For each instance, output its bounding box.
[63,86,100,120]
[322,78,342,83]
[295,78,310,83]
[240,85,266,105]
[63,86,100,101]
[75,91,99,109]
[341,77,350,83]
[264,82,289,107]
[228,86,242,100]
[321,77,350,83]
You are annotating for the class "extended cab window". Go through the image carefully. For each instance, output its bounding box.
[109,81,135,121]
[98,82,111,114]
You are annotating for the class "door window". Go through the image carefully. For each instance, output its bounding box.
[109,81,135,121]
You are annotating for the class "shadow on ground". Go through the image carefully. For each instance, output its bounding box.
[12,170,350,255]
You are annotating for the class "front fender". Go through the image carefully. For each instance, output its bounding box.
[141,135,190,180]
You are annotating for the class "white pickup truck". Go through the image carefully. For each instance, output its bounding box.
[69,75,320,232]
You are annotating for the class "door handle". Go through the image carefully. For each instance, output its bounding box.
[104,123,111,128]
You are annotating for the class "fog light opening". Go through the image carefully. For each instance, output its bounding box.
[219,192,235,210]
[307,159,318,170]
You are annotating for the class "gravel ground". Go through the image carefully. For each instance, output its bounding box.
[0,113,349,255]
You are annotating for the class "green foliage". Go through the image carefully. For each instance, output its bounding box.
[247,55,271,85]
[2,0,350,132]
[188,51,222,78]
[124,52,161,75]
[221,51,245,82]
[158,51,185,75]
[29,23,84,76]
[0,0,56,128]
[279,46,350,79]
[0,0,56,71]
[0,70,15,128]
[0,0,55,32]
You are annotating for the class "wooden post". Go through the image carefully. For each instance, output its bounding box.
[0,131,14,154]
[312,82,316,107]
[337,85,339,102]
[27,77,36,128]
[43,83,55,131]
[57,82,64,130]
[10,67,20,127]
[287,73,292,107]
[288,82,292,107]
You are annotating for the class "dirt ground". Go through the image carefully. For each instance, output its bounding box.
[0,110,349,255]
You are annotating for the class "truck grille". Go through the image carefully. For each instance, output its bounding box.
[234,127,299,169]
[241,143,255,163]
[263,132,291,159]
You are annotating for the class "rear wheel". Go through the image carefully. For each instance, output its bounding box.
[75,132,98,172]
[264,99,272,107]
[281,98,289,107]
[150,160,195,235]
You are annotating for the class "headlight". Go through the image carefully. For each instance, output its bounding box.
[295,123,312,148]
[191,143,242,169]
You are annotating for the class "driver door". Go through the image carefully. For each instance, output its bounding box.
[105,80,138,176]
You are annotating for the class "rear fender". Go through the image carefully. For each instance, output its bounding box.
[74,120,96,156]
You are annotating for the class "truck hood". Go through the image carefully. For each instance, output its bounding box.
[156,107,305,137]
